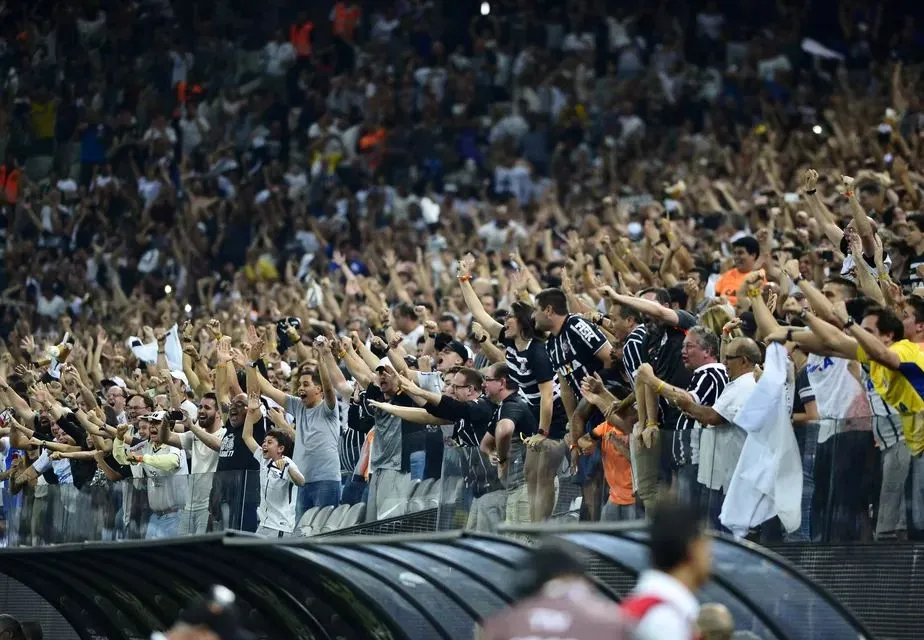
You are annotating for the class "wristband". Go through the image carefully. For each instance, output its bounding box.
[805,189,816,195]
[538,429,548,437]
[655,381,666,394]
[843,317,855,330]
[785,328,794,343]
[845,190,854,198]
[249,360,261,368]
[746,287,762,298]
[458,274,473,282]
[478,335,487,344]
[792,274,803,285]
[645,422,659,429]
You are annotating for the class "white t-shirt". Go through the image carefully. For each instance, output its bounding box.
[179,427,226,510]
[264,41,296,77]
[254,449,301,533]
[178,115,209,155]
[806,355,870,442]
[698,372,756,492]
[631,570,700,640]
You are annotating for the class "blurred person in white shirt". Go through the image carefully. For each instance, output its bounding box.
[622,500,711,639]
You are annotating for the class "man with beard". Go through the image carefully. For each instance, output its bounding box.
[214,392,266,532]
[158,393,226,534]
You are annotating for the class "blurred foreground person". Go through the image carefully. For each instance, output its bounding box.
[697,603,734,640]
[151,586,254,640]
[477,541,629,639]
[622,500,712,639]
[0,615,25,640]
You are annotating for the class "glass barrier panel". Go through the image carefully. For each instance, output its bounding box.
[0,470,265,547]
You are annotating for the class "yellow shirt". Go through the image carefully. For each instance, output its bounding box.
[857,339,924,454]
[30,100,56,140]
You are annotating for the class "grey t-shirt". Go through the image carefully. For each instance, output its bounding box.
[363,383,404,472]
[286,395,341,483]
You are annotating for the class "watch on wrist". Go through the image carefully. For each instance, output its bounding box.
[843,317,855,329]
[478,335,487,344]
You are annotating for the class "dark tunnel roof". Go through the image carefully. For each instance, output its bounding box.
[0,525,871,640]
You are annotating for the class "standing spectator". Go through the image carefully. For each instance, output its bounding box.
[248,333,341,517]
[242,390,304,538]
[158,393,225,535]
[112,413,188,540]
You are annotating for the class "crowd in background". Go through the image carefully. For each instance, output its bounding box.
[1,0,924,545]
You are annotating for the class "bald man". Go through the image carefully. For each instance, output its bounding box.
[641,335,761,528]
[697,603,734,640]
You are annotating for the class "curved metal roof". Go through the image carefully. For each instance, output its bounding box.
[0,526,871,640]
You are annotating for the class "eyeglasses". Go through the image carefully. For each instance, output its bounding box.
[449,383,474,391]
[483,377,500,383]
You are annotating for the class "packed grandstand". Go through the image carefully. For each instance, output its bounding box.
[0,0,923,637]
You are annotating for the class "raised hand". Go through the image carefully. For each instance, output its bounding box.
[802,169,818,193]
[216,337,232,364]
[247,389,262,416]
[20,335,35,354]
[457,253,476,278]
[206,319,222,340]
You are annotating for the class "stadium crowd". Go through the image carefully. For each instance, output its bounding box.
[0,0,924,547]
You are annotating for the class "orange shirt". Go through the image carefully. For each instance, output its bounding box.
[332,3,360,41]
[290,22,314,57]
[592,422,634,506]
[714,267,764,306]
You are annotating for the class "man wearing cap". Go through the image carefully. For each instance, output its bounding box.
[113,411,189,539]
[361,358,417,521]
[384,330,473,480]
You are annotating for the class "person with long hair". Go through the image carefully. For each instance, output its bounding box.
[458,258,569,521]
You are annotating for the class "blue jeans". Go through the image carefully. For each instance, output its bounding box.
[146,510,181,539]
[341,475,368,506]
[297,480,341,520]
[409,450,426,481]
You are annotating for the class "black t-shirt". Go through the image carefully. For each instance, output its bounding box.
[792,366,816,416]
[490,394,538,438]
[902,250,924,289]
[426,395,495,447]
[499,328,569,439]
[546,315,609,398]
[641,311,697,387]
[641,310,697,425]
[216,420,266,472]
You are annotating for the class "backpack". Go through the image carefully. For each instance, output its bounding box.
[620,595,702,640]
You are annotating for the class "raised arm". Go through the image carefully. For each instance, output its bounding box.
[242,390,261,454]
[367,401,451,425]
[637,364,725,426]
[832,304,899,369]
[606,290,680,327]
[458,254,503,339]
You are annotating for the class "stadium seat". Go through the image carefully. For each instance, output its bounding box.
[439,477,464,505]
[320,504,351,533]
[339,503,366,528]
[407,479,435,513]
[308,506,335,535]
[296,507,321,536]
